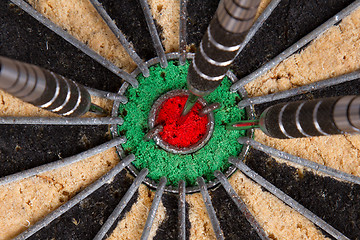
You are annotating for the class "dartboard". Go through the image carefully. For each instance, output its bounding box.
[1,0,360,239]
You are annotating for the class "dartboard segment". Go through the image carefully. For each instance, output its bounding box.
[185,0,219,48]
[24,166,135,240]
[244,148,360,239]
[231,0,356,81]
[0,1,124,92]
[0,124,110,179]
[98,0,160,62]
[254,78,360,115]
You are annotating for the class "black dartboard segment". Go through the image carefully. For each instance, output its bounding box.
[0,1,122,93]
[152,193,191,240]
[254,78,360,116]
[0,125,110,177]
[232,0,355,79]
[99,0,159,61]
[210,186,262,240]
[152,193,180,240]
[28,169,135,240]
[186,0,220,49]
[245,148,360,240]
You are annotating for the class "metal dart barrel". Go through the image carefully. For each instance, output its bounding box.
[0,56,96,117]
[183,0,260,115]
[228,96,360,139]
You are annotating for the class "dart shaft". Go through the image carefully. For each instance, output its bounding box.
[0,56,98,117]
[230,96,360,139]
[182,93,198,116]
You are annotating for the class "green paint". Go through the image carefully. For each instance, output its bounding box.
[117,60,247,186]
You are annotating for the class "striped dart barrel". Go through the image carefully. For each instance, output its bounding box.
[187,0,260,96]
[260,96,360,139]
[0,56,91,117]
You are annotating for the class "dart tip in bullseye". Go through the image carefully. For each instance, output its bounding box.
[181,93,198,116]
[226,120,260,131]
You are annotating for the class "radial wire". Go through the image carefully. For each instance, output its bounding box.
[230,0,360,92]
[238,70,360,108]
[140,176,167,240]
[88,0,150,77]
[14,154,135,240]
[230,158,350,240]
[93,168,149,240]
[238,137,360,185]
[0,137,126,186]
[0,116,123,125]
[179,0,188,65]
[10,0,138,88]
[214,170,270,240]
[178,180,186,240]
[197,177,224,240]
[139,0,168,68]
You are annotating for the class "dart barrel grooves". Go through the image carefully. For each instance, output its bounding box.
[0,56,91,117]
[187,0,260,96]
[260,96,360,139]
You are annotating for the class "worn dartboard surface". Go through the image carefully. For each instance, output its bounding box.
[1,0,360,239]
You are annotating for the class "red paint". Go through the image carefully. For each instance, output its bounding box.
[155,95,209,148]
[233,122,257,128]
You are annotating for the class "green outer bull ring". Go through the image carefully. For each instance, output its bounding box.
[110,52,255,194]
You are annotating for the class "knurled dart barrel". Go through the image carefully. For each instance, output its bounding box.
[0,56,91,117]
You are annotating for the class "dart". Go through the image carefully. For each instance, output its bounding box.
[0,56,108,117]
[182,0,261,115]
[227,96,360,139]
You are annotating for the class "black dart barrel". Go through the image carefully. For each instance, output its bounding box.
[0,56,92,117]
[259,96,360,139]
[183,0,260,115]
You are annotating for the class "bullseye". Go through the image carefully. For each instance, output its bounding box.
[148,89,214,154]
[155,95,209,148]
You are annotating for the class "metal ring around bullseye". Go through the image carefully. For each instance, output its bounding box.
[148,89,215,154]
[110,52,255,194]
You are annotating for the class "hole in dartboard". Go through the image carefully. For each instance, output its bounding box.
[111,53,254,193]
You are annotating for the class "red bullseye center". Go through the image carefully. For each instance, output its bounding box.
[155,95,209,148]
